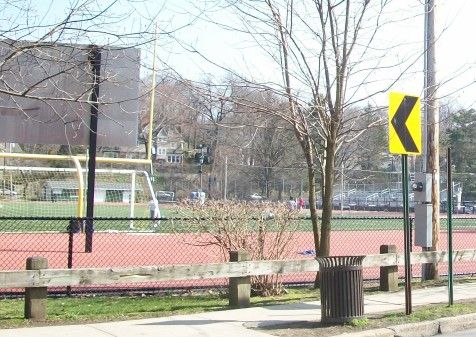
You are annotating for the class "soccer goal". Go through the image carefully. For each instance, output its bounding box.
[0,166,157,220]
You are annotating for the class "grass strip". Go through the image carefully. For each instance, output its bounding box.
[0,288,318,329]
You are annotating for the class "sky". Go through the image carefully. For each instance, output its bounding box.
[4,0,476,110]
[153,0,476,110]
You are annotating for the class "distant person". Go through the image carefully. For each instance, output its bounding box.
[298,197,305,210]
[148,199,159,228]
[198,191,206,205]
[262,209,275,220]
[288,196,297,210]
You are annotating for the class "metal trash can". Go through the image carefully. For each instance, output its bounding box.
[316,256,365,324]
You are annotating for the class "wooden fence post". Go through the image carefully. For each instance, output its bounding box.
[380,245,398,291]
[25,257,48,321]
[229,250,250,308]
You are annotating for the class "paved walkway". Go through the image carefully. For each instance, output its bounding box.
[2,283,475,337]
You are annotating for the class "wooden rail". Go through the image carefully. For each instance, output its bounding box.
[1,249,475,289]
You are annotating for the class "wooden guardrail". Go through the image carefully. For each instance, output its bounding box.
[1,249,475,289]
[1,248,475,321]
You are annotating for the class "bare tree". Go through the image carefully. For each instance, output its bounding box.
[194,0,390,258]
[227,85,299,199]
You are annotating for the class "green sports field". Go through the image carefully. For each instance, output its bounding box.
[0,200,152,218]
[0,200,474,233]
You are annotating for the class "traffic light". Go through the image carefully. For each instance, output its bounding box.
[194,146,212,165]
[194,152,204,164]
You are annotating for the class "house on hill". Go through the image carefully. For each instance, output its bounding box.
[154,128,185,164]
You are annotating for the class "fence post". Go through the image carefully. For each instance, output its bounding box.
[380,245,398,291]
[67,218,77,296]
[25,257,48,321]
[229,250,250,308]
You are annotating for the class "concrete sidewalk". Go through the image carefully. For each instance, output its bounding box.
[2,283,476,337]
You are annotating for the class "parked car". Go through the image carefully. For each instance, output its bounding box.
[248,193,264,201]
[0,189,17,197]
[464,204,475,214]
[189,191,206,205]
[156,191,175,201]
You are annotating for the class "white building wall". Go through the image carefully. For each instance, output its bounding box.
[94,190,106,203]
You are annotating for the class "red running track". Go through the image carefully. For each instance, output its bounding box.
[1,229,475,290]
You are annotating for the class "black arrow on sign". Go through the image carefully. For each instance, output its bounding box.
[391,95,418,153]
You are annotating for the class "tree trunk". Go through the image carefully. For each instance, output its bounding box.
[307,166,320,255]
[319,140,336,257]
[301,141,320,289]
[297,136,320,255]
[308,166,321,289]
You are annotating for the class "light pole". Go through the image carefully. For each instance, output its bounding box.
[197,144,206,193]
[2,143,6,196]
[199,161,203,192]
[223,156,228,200]
[340,163,345,215]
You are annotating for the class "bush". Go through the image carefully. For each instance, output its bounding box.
[171,200,301,296]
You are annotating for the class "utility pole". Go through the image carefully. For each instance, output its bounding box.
[423,0,439,280]
[282,178,285,200]
[340,162,344,215]
[224,156,228,200]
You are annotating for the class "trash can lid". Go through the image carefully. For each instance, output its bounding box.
[315,255,365,267]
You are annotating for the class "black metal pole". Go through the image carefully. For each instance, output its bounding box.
[85,45,101,253]
[67,218,75,296]
[402,154,412,314]
[67,220,74,268]
[447,147,454,305]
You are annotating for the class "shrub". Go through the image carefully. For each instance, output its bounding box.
[171,200,301,295]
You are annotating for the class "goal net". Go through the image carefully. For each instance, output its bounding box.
[0,166,157,220]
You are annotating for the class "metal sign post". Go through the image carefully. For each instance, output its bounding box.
[401,154,412,314]
[389,92,422,315]
[447,147,454,305]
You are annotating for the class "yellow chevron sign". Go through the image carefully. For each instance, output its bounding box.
[388,92,422,155]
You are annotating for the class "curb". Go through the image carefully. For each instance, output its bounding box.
[388,320,439,337]
[438,313,476,334]
[332,313,476,337]
[333,328,394,337]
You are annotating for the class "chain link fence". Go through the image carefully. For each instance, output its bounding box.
[0,214,475,296]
